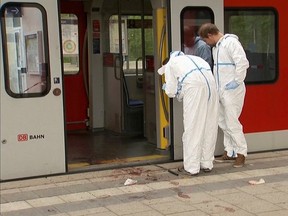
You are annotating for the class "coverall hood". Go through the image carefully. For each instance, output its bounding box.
[217,34,239,47]
[157,51,184,75]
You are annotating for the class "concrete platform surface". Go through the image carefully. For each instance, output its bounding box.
[1,150,288,216]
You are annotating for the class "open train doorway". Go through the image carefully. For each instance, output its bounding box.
[62,0,170,171]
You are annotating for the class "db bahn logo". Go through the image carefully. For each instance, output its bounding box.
[18,134,28,141]
[17,134,45,141]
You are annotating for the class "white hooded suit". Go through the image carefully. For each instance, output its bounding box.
[158,52,219,174]
[213,34,249,157]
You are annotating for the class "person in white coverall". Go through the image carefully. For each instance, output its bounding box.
[158,51,219,175]
[198,23,249,168]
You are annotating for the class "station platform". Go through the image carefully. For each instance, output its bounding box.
[1,150,288,216]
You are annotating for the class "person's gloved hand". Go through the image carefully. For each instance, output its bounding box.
[162,83,166,90]
[225,80,239,90]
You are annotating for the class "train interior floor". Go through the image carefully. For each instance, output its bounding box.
[66,130,170,172]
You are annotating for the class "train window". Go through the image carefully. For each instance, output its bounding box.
[109,16,128,55]
[180,7,214,53]
[0,3,50,98]
[225,9,278,83]
[109,15,153,73]
[61,13,79,75]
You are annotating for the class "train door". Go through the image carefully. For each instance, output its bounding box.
[63,0,169,169]
[167,0,224,160]
[60,1,88,131]
[101,0,153,137]
[0,0,66,180]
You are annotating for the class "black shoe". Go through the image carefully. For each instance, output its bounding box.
[201,168,212,173]
[177,166,198,176]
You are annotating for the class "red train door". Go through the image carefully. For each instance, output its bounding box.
[60,1,88,130]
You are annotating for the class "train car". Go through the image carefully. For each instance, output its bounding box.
[1,0,287,181]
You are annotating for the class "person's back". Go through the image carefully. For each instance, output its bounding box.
[164,55,214,99]
[159,52,219,175]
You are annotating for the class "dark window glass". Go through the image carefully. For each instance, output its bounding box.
[180,7,214,53]
[225,9,278,83]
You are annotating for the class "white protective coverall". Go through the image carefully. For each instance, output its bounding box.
[213,34,249,158]
[158,51,219,174]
